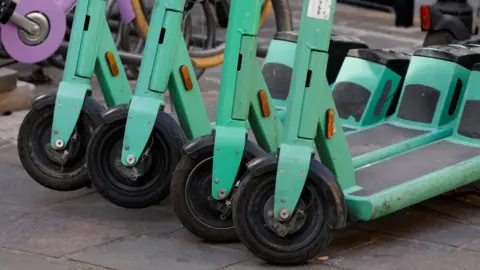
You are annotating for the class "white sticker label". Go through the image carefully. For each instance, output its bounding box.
[307,0,331,20]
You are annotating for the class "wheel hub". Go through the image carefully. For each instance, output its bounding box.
[113,143,152,182]
[114,158,145,181]
[43,130,80,165]
[203,175,232,218]
[206,193,232,220]
[263,196,307,237]
[185,157,236,228]
[18,12,49,46]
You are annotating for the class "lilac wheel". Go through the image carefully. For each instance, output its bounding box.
[117,0,135,23]
[1,0,65,64]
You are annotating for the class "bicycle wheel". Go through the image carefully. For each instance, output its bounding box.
[131,0,215,77]
[131,0,293,69]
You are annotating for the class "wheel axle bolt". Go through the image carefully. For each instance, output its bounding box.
[281,197,287,203]
[279,208,291,220]
[126,154,136,165]
[217,189,227,199]
[55,139,64,149]
[267,210,273,217]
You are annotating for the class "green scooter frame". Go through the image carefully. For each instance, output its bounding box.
[17,0,133,191]
[86,0,213,209]
[232,0,480,265]
[169,0,283,242]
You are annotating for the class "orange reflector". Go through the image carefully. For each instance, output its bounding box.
[180,65,193,90]
[105,51,119,77]
[326,109,335,139]
[420,5,431,31]
[258,90,271,117]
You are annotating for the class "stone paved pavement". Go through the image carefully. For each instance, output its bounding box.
[2,2,480,270]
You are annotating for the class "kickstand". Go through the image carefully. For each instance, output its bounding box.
[18,66,52,84]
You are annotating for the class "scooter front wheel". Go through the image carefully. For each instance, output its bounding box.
[232,158,333,265]
[17,96,104,191]
[170,134,264,242]
[87,110,185,209]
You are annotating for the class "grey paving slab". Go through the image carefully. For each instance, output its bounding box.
[224,258,341,270]
[0,250,107,270]
[0,164,91,209]
[324,236,480,270]
[420,196,480,226]
[168,228,247,252]
[464,237,480,253]
[44,192,182,235]
[0,210,133,257]
[70,232,251,270]
[0,141,21,168]
[0,205,28,225]
[355,207,480,247]
[326,228,385,256]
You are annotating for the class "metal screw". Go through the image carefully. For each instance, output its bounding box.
[55,139,64,148]
[235,152,239,156]
[281,197,287,203]
[214,179,219,184]
[124,145,130,150]
[217,148,220,152]
[126,154,136,165]
[53,130,58,135]
[217,189,227,199]
[279,208,291,220]
[280,168,284,172]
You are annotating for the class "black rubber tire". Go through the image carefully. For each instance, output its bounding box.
[87,110,185,209]
[423,31,456,47]
[17,96,104,191]
[171,134,264,242]
[233,160,333,265]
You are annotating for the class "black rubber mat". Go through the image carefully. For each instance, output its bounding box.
[397,84,440,124]
[348,123,427,157]
[351,141,480,196]
[458,100,480,139]
[333,82,371,122]
[263,63,292,101]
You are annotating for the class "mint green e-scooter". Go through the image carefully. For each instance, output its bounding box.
[232,0,480,265]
